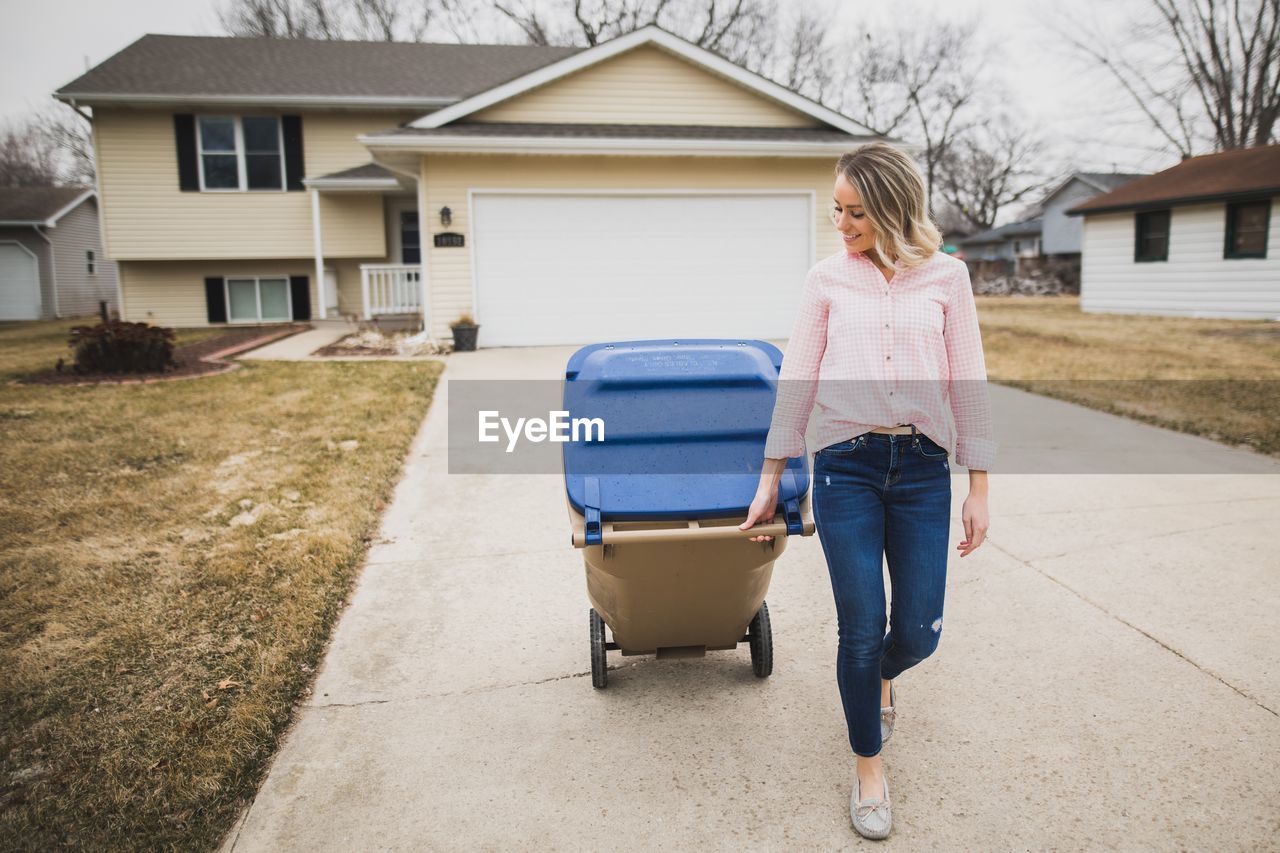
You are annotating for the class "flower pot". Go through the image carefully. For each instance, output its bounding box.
[451,323,479,352]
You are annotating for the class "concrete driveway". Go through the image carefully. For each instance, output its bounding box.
[222,345,1280,851]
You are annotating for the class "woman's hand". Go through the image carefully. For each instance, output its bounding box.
[957,491,989,557]
[739,485,779,542]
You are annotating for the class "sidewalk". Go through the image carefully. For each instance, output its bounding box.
[221,347,1280,850]
[231,318,356,360]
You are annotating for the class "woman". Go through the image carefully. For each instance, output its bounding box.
[738,142,995,840]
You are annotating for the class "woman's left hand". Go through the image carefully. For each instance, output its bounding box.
[957,492,989,557]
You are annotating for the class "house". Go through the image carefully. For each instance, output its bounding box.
[954,217,1042,278]
[0,187,119,321]
[54,26,896,346]
[1066,145,1280,319]
[1039,172,1147,257]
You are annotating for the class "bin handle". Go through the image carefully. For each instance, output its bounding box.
[571,516,812,548]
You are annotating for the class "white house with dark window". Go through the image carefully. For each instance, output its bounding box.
[1066,145,1279,319]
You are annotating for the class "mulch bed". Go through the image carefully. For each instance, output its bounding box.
[16,324,311,386]
[312,341,400,356]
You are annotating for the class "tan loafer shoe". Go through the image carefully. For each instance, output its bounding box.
[851,767,892,839]
[880,681,897,744]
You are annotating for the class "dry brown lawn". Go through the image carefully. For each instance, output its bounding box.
[978,295,1280,455]
[0,318,442,850]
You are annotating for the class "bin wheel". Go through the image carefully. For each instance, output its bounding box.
[749,602,773,678]
[589,608,608,689]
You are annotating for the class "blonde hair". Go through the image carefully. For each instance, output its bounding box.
[835,143,942,268]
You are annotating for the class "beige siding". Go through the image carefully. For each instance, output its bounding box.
[94,109,415,260]
[51,199,120,318]
[419,154,843,339]
[472,45,822,128]
[119,256,396,326]
[1081,200,1280,319]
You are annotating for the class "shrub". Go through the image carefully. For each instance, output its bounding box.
[66,320,177,374]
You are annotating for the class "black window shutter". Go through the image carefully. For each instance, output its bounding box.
[282,116,305,191]
[174,115,199,192]
[289,275,311,320]
[205,277,227,323]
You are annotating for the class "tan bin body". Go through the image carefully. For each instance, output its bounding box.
[567,493,814,657]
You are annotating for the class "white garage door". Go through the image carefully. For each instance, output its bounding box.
[0,243,41,321]
[472,193,812,347]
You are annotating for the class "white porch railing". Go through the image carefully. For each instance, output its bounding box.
[360,264,421,318]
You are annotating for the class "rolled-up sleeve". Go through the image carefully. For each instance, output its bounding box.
[764,268,828,459]
[943,264,997,470]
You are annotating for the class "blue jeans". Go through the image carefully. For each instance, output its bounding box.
[812,428,952,758]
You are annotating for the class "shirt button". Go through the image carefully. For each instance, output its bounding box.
[885,355,891,360]
[884,323,890,328]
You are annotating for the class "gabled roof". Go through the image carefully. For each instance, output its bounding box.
[1067,145,1280,216]
[955,217,1042,245]
[410,25,883,140]
[54,34,581,108]
[0,187,95,226]
[303,162,404,191]
[1039,171,1149,206]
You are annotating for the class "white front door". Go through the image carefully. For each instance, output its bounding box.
[0,243,41,321]
[471,193,812,347]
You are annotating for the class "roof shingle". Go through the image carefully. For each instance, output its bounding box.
[0,187,92,224]
[1067,145,1280,215]
[56,34,583,104]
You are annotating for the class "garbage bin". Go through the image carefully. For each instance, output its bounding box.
[562,339,815,688]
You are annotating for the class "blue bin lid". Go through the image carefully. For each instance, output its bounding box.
[563,339,809,521]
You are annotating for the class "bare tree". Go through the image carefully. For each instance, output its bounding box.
[936,122,1048,232]
[350,0,435,40]
[219,0,341,38]
[660,0,774,67]
[1048,0,1280,156]
[219,0,436,40]
[769,5,834,103]
[825,16,991,219]
[491,0,776,63]
[39,107,95,186]
[0,106,94,188]
[434,0,494,41]
[492,0,563,44]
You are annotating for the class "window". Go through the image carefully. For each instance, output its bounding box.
[1225,199,1270,259]
[1134,209,1170,262]
[400,211,421,264]
[225,277,291,323]
[86,250,95,274]
[198,116,284,191]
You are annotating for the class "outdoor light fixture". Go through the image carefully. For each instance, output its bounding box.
[440,206,452,227]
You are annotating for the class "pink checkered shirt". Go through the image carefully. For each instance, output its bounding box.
[764,248,997,470]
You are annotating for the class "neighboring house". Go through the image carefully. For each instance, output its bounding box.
[1067,145,1280,319]
[1039,172,1148,257]
[954,217,1043,278]
[54,26,897,346]
[0,187,119,321]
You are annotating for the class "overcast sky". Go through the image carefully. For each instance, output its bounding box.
[1,0,1178,219]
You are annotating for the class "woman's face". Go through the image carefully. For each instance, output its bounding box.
[831,173,877,256]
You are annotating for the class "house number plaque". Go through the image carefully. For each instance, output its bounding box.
[434,232,465,248]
